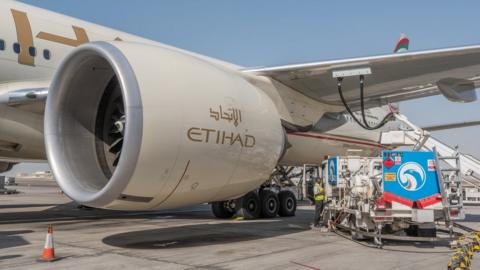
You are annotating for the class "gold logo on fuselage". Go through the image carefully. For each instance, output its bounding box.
[10,9,121,66]
[37,26,90,47]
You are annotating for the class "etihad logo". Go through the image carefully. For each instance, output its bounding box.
[187,128,255,148]
[186,106,255,148]
[209,105,242,127]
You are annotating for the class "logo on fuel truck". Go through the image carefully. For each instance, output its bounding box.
[397,162,426,192]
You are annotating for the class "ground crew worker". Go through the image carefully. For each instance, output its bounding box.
[313,177,325,228]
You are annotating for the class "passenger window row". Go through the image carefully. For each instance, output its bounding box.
[0,39,51,60]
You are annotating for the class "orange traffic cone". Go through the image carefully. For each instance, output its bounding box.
[39,225,59,262]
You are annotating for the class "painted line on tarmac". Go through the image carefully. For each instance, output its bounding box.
[290,261,321,270]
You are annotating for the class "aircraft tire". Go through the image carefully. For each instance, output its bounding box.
[260,189,279,218]
[278,190,296,217]
[239,191,261,219]
[211,201,235,219]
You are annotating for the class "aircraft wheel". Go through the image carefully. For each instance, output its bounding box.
[239,191,261,219]
[278,190,296,217]
[211,201,235,219]
[260,190,279,218]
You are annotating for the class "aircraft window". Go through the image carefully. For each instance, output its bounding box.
[29,46,36,57]
[0,40,4,51]
[13,43,20,54]
[43,49,51,60]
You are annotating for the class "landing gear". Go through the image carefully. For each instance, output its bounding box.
[211,201,236,219]
[210,167,300,220]
[210,189,297,219]
[278,190,296,217]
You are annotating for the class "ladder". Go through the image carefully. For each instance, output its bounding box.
[433,147,465,228]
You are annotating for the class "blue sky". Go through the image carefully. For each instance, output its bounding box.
[8,0,480,174]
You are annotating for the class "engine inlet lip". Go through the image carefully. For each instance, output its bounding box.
[45,41,143,207]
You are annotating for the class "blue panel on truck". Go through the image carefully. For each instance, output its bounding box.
[382,151,441,203]
[327,157,338,185]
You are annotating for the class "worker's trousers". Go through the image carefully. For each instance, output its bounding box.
[313,200,324,226]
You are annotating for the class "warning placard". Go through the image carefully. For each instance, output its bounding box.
[384,173,396,181]
[427,160,436,171]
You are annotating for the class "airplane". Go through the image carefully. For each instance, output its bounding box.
[0,1,478,218]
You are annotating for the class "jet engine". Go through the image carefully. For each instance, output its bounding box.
[44,42,285,210]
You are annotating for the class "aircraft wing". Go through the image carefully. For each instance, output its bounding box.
[244,45,480,109]
[422,120,480,131]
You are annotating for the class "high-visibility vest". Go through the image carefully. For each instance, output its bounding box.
[314,183,325,201]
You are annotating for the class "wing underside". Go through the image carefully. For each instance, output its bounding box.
[244,45,480,109]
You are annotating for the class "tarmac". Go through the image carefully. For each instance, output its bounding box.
[0,178,479,270]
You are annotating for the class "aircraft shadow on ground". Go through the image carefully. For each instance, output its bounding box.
[0,255,22,261]
[0,202,315,226]
[0,230,33,250]
[0,204,58,209]
[102,217,311,250]
[0,202,220,225]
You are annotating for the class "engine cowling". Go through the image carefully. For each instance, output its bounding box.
[45,41,284,210]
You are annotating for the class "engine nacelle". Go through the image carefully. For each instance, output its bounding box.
[45,41,284,210]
